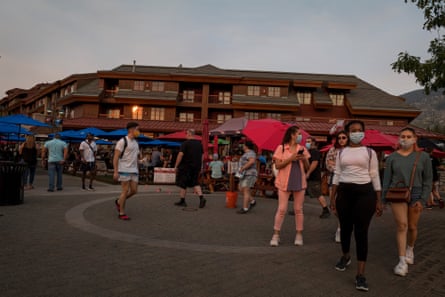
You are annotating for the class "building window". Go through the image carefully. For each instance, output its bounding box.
[152,81,164,91]
[268,87,280,97]
[108,109,120,119]
[267,113,281,120]
[183,90,195,102]
[329,93,344,106]
[132,106,142,120]
[247,86,260,96]
[151,107,165,120]
[296,91,312,104]
[245,112,259,120]
[218,92,231,104]
[217,114,232,124]
[179,112,194,122]
[134,81,145,91]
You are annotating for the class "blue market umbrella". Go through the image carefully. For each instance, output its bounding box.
[0,114,49,127]
[0,123,32,135]
[1,134,25,143]
[139,139,181,147]
[48,130,84,139]
[104,129,152,141]
[77,127,108,137]
[0,114,49,137]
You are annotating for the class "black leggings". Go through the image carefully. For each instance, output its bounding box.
[336,182,376,262]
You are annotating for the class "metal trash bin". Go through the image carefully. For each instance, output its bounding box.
[0,161,27,205]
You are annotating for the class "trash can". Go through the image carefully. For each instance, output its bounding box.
[0,161,27,205]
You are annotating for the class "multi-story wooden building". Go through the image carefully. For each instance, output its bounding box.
[1,63,441,140]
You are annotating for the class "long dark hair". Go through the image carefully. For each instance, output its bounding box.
[281,126,300,149]
[334,130,348,148]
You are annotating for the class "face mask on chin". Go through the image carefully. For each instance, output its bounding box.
[349,132,364,144]
[399,139,415,149]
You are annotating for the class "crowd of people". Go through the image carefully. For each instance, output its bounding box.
[2,119,444,292]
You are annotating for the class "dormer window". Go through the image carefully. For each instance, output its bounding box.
[329,93,345,106]
[296,91,312,104]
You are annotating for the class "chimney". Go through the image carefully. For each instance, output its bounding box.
[132,60,136,72]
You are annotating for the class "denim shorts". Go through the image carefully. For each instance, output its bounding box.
[118,172,139,182]
[409,187,423,206]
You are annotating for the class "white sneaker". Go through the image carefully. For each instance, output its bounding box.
[335,229,341,243]
[294,233,303,246]
[406,248,414,264]
[270,235,280,247]
[394,261,408,276]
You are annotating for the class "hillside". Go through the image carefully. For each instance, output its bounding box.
[401,88,445,132]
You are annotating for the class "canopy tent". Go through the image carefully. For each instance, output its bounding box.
[209,117,248,136]
[157,131,202,141]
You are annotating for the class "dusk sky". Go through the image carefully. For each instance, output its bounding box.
[0,0,433,97]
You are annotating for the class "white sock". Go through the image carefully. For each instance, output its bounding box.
[399,256,406,264]
[407,245,414,252]
[243,208,249,211]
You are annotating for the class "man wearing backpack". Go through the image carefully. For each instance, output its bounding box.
[113,122,140,220]
[79,133,97,191]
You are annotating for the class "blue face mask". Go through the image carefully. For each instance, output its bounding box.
[296,134,302,144]
[349,132,365,144]
[305,143,311,149]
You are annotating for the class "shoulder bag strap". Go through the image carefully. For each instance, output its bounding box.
[408,152,421,190]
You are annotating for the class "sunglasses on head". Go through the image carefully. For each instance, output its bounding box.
[337,136,347,140]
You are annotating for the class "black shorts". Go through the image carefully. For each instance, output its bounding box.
[80,162,96,172]
[176,168,200,189]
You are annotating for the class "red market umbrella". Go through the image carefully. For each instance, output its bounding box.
[243,119,310,152]
[432,149,445,158]
[362,130,398,149]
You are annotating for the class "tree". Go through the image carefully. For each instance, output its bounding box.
[391,0,445,94]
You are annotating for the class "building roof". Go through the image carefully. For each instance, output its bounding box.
[105,64,419,114]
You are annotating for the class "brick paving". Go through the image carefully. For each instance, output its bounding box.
[1,168,444,297]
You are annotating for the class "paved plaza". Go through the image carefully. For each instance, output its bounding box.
[1,169,445,297]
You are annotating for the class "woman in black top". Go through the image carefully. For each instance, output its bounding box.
[19,135,38,189]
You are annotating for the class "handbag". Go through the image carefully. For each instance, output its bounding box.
[385,152,420,203]
[321,173,329,196]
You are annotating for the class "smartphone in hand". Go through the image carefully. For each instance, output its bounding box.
[298,149,304,155]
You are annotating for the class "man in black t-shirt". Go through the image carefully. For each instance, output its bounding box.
[305,137,331,218]
[173,129,206,208]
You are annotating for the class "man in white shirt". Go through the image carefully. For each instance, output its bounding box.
[79,133,97,191]
[113,122,140,220]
